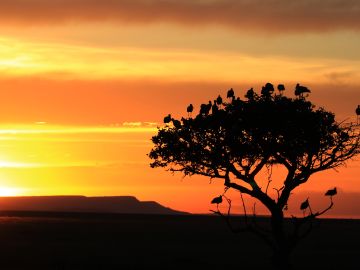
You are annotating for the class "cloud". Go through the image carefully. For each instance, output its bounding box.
[0,0,359,32]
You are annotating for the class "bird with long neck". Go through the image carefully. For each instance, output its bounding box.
[187,104,193,118]
[227,88,235,100]
[295,83,311,98]
[300,198,312,216]
[277,84,285,96]
[216,95,223,109]
[163,114,171,124]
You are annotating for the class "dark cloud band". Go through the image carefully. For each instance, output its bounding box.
[0,0,359,32]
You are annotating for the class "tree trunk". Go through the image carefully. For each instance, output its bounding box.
[270,209,293,270]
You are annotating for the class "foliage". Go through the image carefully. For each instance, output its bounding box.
[149,83,360,268]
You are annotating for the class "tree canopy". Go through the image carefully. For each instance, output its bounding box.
[149,83,360,268]
[150,85,359,210]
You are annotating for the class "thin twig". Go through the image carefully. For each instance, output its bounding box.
[239,191,248,224]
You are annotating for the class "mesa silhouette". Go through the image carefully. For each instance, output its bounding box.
[0,196,186,215]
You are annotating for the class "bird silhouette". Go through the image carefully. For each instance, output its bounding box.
[200,101,212,115]
[227,88,235,99]
[172,119,181,129]
[211,195,223,205]
[295,83,311,98]
[325,187,337,197]
[187,104,194,117]
[356,105,360,124]
[216,95,222,105]
[300,198,309,211]
[245,88,255,100]
[163,114,171,123]
[261,82,274,97]
[212,100,219,114]
[277,84,285,95]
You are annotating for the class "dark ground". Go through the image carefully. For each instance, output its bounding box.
[0,212,358,269]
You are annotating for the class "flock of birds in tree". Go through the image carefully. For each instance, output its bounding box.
[165,83,312,124]
[165,83,360,126]
[164,84,355,213]
[210,187,337,217]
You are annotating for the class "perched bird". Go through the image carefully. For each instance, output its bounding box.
[172,119,181,129]
[200,101,212,115]
[187,104,194,116]
[216,95,223,106]
[325,187,337,197]
[300,198,309,211]
[295,83,311,98]
[245,88,255,100]
[211,195,223,205]
[356,105,360,124]
[277,84,285,95]
[261,82,274,97]
[212,100,219,114]
[227,88,235,99]
[163,114,172,123]
[187,104,194,118]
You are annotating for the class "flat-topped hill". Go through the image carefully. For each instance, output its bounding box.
[0,196,186,215]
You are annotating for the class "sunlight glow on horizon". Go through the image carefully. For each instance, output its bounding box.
[0,2,358,216]
[0,186,25,196]
[0,123,158,135]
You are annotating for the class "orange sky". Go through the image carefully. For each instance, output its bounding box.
[0,0,359,217]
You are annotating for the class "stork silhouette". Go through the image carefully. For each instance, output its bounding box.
[227,88,234,100]
[211,195,223,205]
[172,119,181,129]
[277,84,285,96]
[300,198,312,215]
[200,101,212,115]
[245,88,255,100]
[212,100,219,114]
[295,83,311,98]
[163,114,171,124]
[216,95,223,108]
[325,187,337,197]
[261,82,274,98]
[187,104,194,118]
[356,105,360,124]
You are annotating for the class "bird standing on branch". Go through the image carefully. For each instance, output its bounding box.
[295,83,311,98]
[187,104,193,117]
[211,195,223,205]
[163,114,171,123]
[277,84,285,96]
[227,88,235,100]
[261,82,274,98]
[300,198,312,215]
[245,88,255,100]
[356,105,360,124]
[325,187,337,197]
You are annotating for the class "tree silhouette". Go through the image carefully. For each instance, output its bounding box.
[149,83,360,269]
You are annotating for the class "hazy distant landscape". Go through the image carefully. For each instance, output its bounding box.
[0,196,186,215]
[0,212,358,270]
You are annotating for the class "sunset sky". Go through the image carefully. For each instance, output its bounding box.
[0,0,359,216]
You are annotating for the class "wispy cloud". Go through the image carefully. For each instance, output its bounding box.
[0,0,359,32]
[0,124,157,135]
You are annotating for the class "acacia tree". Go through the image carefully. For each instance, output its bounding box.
[148,83,360,269]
